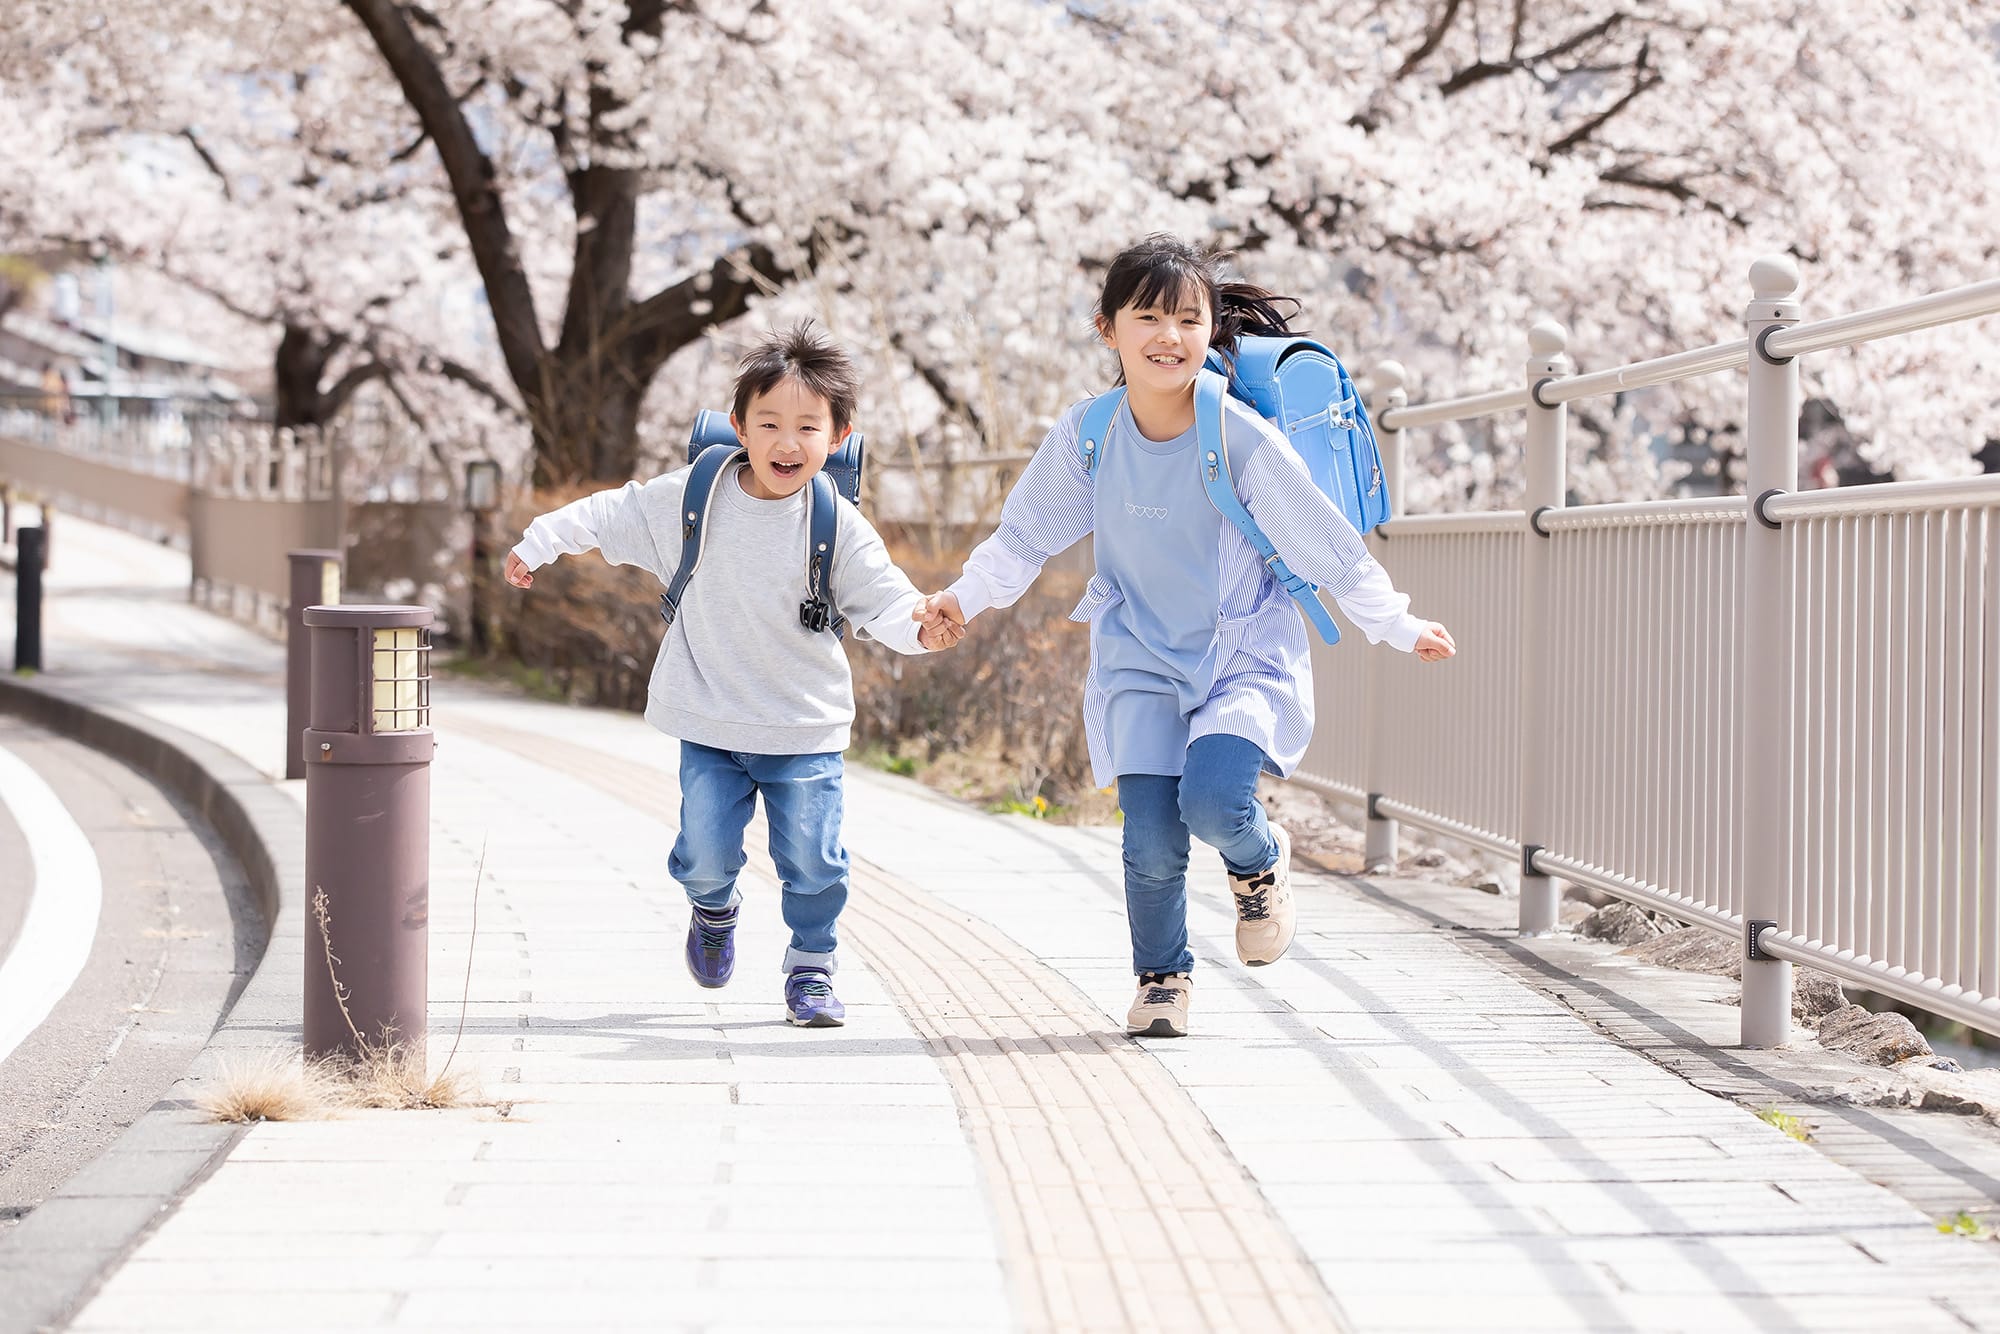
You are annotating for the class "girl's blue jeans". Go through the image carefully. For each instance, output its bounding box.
[1116,733,1279,977]
[669,742,847,974]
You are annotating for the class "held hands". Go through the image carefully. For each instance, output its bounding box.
[1414,622,1456,663]
[503,551,535,589]
[913,590,967,652]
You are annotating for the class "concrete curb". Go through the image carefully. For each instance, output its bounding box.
[0,672,300,1334]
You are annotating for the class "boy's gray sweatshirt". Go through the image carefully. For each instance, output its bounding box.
[511,464,930,755]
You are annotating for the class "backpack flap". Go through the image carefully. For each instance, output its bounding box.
[825,432,864,505]
[1213,335,1310,417]
[688,409,737,459]
[1216,336,1389,536]
[685,410,865,504]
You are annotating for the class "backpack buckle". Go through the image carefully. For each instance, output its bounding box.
[799,598,833,633]
[1264,554,1314,597]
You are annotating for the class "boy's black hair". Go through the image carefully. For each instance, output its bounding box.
[731,320,860,433]
[1096,234,1301,372]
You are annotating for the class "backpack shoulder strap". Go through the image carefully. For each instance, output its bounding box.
[800,472,845,637]
[1194,372,1343,646]
[1076,390,1124,476]
[658,445,739,628]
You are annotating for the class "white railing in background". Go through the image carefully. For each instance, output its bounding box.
[1535,499,1746,939]
[0,398,444,631]
[1292,257,2000,1046]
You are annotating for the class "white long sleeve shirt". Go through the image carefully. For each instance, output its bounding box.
[513,463,929,755]
[947,395,1428,785]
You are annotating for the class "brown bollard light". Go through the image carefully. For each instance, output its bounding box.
[301,604,435,1063]
[286,550,343,781]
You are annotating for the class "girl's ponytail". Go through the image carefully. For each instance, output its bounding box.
[1212,281,1303,352]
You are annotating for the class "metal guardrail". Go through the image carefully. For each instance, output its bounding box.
[1296,256,2000,1046]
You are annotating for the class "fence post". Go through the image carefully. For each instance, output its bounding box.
[1518,320,1573,935]
[1741,255,1801,1047]
[1364,361,1410,870]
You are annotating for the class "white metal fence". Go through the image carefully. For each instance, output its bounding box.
[1293,258,2000,1045]
[0,398,454,631]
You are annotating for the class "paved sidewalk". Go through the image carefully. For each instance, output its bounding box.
[5,517,2000,1332]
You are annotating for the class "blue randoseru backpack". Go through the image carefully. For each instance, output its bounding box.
[1075,335,1388,646]
[658,409,867,637]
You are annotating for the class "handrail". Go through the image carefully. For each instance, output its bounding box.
[1541,339,1749,405]
[1377,274,1999,432]
[1538,497,1745,531]
[1763,277,2000,360]
[1377,386,1526,432]
[1762,475,2000,522]
[1377,511,1525,538]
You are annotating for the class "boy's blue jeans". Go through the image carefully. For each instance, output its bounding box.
[669,742,847,974]
[1116,733,1278,977]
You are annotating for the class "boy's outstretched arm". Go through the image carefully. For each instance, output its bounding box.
[831,509,958,655]
[509,478,679,589]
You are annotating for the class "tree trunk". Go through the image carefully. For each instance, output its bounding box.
[273,323,337,428]
[526,354,646,487]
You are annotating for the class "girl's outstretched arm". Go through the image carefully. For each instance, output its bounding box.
[944,404,1094,621]
[1238,439,1431,651]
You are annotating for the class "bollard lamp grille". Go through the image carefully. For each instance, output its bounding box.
[370,626,430,732]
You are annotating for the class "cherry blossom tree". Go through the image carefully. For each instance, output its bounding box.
[5,0,1996,505]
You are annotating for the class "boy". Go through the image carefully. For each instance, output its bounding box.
[505,323,961,1026]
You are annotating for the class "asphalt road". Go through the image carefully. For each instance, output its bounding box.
[0,714,263,1233]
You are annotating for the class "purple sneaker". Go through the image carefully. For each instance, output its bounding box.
[684,905,737,988]
[784,967,845,1028]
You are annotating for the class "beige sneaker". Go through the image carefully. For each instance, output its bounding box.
[1230,822,1295,966]
[1126,971,1193,1037]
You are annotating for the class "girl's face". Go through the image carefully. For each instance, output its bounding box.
[1098,289,1213,397]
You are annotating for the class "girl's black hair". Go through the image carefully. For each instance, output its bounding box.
[1095,234,1302,362]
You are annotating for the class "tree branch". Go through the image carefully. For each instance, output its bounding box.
[341,0,548,403]
[889,328,986,443]
[1596,163,1748,228]
[322,360,391,418]
[179,128,233,201]
[1545,38,1658,159]
[424,353,525,420]
[1440,12,1628,96]
[1395,0,1465,81]
[620,240,803,381]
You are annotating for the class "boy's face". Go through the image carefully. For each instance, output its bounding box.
[731,375,847,501]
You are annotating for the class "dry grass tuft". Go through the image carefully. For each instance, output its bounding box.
[197,1049,340,1123]
[320,1041,482,1111]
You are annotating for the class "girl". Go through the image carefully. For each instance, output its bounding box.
[915,235,1455,1037]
